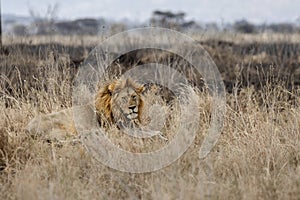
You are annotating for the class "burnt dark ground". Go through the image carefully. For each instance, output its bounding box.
[1,40,300,101]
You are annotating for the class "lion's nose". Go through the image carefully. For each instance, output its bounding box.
[129,105,136,110]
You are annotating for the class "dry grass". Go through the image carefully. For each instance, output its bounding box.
[4,32,300,45]
[0,34,300,200]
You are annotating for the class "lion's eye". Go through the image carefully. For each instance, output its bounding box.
[132,95,137,100]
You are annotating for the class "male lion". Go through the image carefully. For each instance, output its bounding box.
[95,78,144,128]
[26,78,145,140]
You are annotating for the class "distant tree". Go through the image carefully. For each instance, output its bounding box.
[150,10,196,30]
[233,20,256,33]
[152,10,185,24]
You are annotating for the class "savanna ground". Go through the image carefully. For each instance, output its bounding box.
[0,32,300,199]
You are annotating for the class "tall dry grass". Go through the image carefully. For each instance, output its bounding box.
[0,35,299,200]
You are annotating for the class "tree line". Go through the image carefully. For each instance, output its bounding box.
[7,10,300,36]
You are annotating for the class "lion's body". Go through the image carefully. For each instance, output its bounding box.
[26,78,145,139]
[26,104,97,140]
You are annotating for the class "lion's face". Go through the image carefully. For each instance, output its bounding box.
[111,86,142,122]
[95,78,144,128]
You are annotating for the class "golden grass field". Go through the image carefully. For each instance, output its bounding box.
[0,33,300,199]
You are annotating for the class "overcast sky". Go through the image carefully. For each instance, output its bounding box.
[3,0,300,24]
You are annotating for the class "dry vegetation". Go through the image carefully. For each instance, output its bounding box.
[0,33,300,200]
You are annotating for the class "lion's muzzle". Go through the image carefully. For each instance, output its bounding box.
[127,105,138,120]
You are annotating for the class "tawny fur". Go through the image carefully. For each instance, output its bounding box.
[94,78,144,124]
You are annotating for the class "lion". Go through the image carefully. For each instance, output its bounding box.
[26,78,145,140]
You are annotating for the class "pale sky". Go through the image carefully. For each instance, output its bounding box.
[2,0,300,24]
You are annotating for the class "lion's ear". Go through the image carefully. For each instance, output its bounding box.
[107,81,116,95]
[136,85,145,94]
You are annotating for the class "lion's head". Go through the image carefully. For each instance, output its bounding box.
[95,78,144,128]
